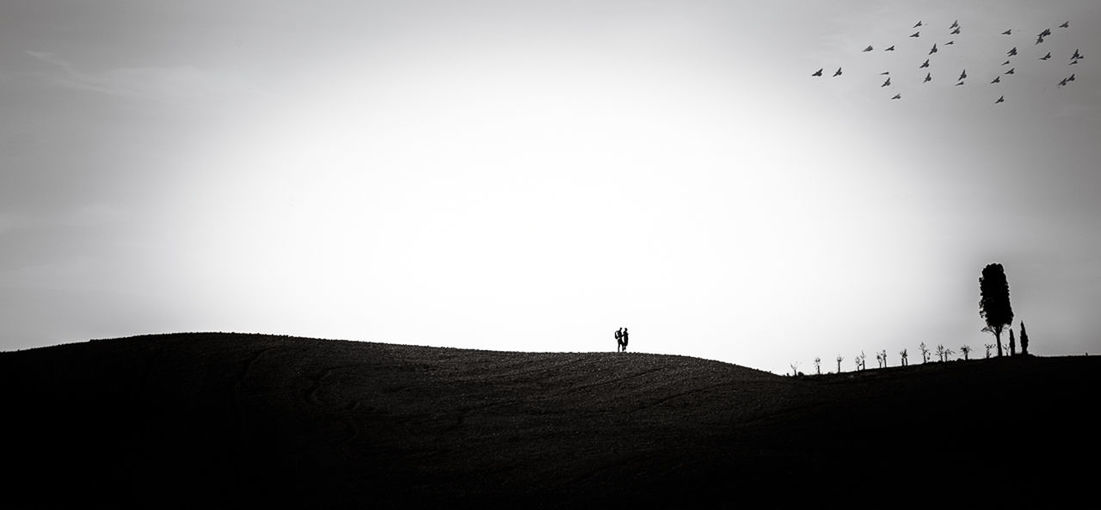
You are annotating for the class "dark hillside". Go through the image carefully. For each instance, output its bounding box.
[1,333,1097,507]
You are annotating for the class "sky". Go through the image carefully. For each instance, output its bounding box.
[1,0,1099,374]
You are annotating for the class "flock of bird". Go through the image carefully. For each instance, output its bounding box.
[811,18,1084,104]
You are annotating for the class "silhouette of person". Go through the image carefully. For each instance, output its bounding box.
[621,328,628,352]
[615,328,623,352]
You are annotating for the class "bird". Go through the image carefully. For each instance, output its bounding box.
[1069,73,1076,82]
[924,73,932,83]
[946,40,955,45]
[914,21,923,28]
[891,93,902,100]
[950,20,959,29]
[1059,78,1068,86]
[1007,47,1018,56]
[833,67,842,77]
[1002,60,1011,65]
[880,71,890,75]
[812,68,823,76]
[881,77,892,87]
[995,95,1004,104]
[958,70,967,80]
[1040,52,1052,60]
[955,81,965,86]
[1036,29,1051,45]
[920,59,930,69]
[1005,68,1015,75]
[864,45,874,52]
[1070,59,1079,65]
[1002,29,1012,35]
[991,76,1001,84]
[1059,21,1069,29]
[929,43,938,55]
[1071,49,1082,60]
[951,27,961,35]
[885,45,895,51]
[910,31,921,38]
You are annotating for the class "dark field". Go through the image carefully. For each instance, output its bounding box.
[1,333,1096,507]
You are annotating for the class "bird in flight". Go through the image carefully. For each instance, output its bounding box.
[1007,47,1018,56]
[885,45,895,51]
[1002,60,1011,65]
[924,73,932,83]
[881,77,892,87]
[864,45,874,52]
[1059,21,1069,29]
[1005,68,1015,75]
[991,76,1001,84]
[920,59,930,68]
[951,27,961,35]
[958,70,967,81]
[929,43,938,55]
[914,21,923,28]
[880,71,890,75]
[1069,73,1076,82]
[1036,28,1051,45]
[1071,49,1082,60]
[946,40,955,45]
[891,94,902,100]
[1059,77,1068,86]
[995,95,1004,104]
[1002,29,1012,35]
[1040,52,1052,60]
[833,67,842,77]
[910,31,921,38]
[955,81,965,86]
[812,68,823,77]
[950,20,959,29]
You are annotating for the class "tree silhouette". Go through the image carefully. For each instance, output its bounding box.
[900,348,908,367]
[936,344,946,362]
[880,350,887,368]
[814,357,822,375]
[790,363,800,377]
[836,355,843,373]
[1020,322,1030,356]
[1009,329,1017,357]
[920,342,931,364]
[984,344,994,359]
[875,352,883,369]
[960,345,971,360]
[980,263,1015,357]
[944,347,955,361]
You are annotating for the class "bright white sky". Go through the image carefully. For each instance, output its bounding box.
[2,0,1099,373]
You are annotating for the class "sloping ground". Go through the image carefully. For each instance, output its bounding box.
[1,333,1097,507]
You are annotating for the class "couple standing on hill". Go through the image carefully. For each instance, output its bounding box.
[615,327,629,352]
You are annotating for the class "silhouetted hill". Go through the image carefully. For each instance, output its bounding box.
[1,333,1097,507]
